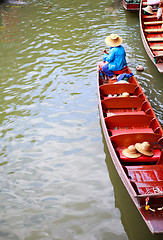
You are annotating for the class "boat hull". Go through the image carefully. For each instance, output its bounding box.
[123,0,140,10]
[97,65,163,234]
[139,0,163,73]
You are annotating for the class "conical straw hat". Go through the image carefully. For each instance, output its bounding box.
[122,145,142,158]
[120,92,130,97]
[135,142,154,157]
[142,5,154,14]
[105,34,123,47]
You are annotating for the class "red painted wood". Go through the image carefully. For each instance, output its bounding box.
[140,0,163,73]
[117,148,160,163]
[97,64,163,234]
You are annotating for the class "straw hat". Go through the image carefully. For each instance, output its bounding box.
[122,145,142,158]
[105,34,123,47]
[120,92,130,97]
[142,5,154,14]
[135,141,154,157]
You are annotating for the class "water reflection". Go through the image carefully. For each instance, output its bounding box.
[0,7,22,42]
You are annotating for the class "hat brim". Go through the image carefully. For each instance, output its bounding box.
[122,149,142,158]
[105,35,123,47]
[142,7,154,14]
[135,143,154,157]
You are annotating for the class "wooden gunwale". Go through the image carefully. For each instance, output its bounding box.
[97,65,163,234]
[139,0,163,73]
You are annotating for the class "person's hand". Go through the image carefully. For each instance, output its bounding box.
[103,49,107,53]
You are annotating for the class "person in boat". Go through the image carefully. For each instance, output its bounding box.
[157,0,163,19]
[147,0,160,9]
[101,34,127,79]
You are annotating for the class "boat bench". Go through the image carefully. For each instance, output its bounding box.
[105,100,161,134]
[143,15,157,20]
[145,29,163,34]
[124,165,163,182]
[99,83,137,98]
[151,46,163,51]
[147,37,163,42]
[110,128,154,137]
[102,96,144,112]
[144,21,163,26]
[123,158,163,195]
[103,97,154,116]
[105,114,155,136]
[116,148,161,164]
[112,132,162,164]
[106,111,147,118]
[111,132,162,149]
[130,180,163,195]
[105,114,154,128]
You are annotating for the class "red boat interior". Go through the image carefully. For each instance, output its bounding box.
[122,0,140,11]
[141,0,163,63]
[98,66,163,215]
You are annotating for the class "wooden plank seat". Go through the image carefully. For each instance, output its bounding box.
[110,128,154,136]
[153,50,163,56]
[145,29,163,33]
[103,95,142,100]
[143,15,157,20]
[103,97,147,117]
[124,166,163,182]
[105,114,154,136]
[112,132,162,164]
[101,96,144,112]
[112,66,131,75]
[117,148,161,163]
[150,46,163,51]
[107,111,146,117]
[99,83,137,97]
[147,37,163,42]
[111,132,162,149]
[124,158,163,195]
[144,21,163,25]
[130,180,163,195]
[105,114,154,128]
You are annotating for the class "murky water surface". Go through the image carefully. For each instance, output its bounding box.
[0,0,163,240]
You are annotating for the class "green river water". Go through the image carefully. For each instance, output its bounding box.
[0,0,163,239]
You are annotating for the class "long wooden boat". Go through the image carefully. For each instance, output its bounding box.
[97,65,163,234]
[140,0,163,73]
[123,0,141,10]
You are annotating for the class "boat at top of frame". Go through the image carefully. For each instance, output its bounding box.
[140,0,163,73]
[123,0,141,10]
[97,64,163,234]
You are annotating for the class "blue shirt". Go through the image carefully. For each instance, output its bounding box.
[103,45,127,71]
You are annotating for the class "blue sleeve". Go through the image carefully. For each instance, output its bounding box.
[107,49,115,62]
[103,53,109,62]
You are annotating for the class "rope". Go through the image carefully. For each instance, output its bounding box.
[150,142,163,150]
[145,187,163,194]
[145,190,163,212]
